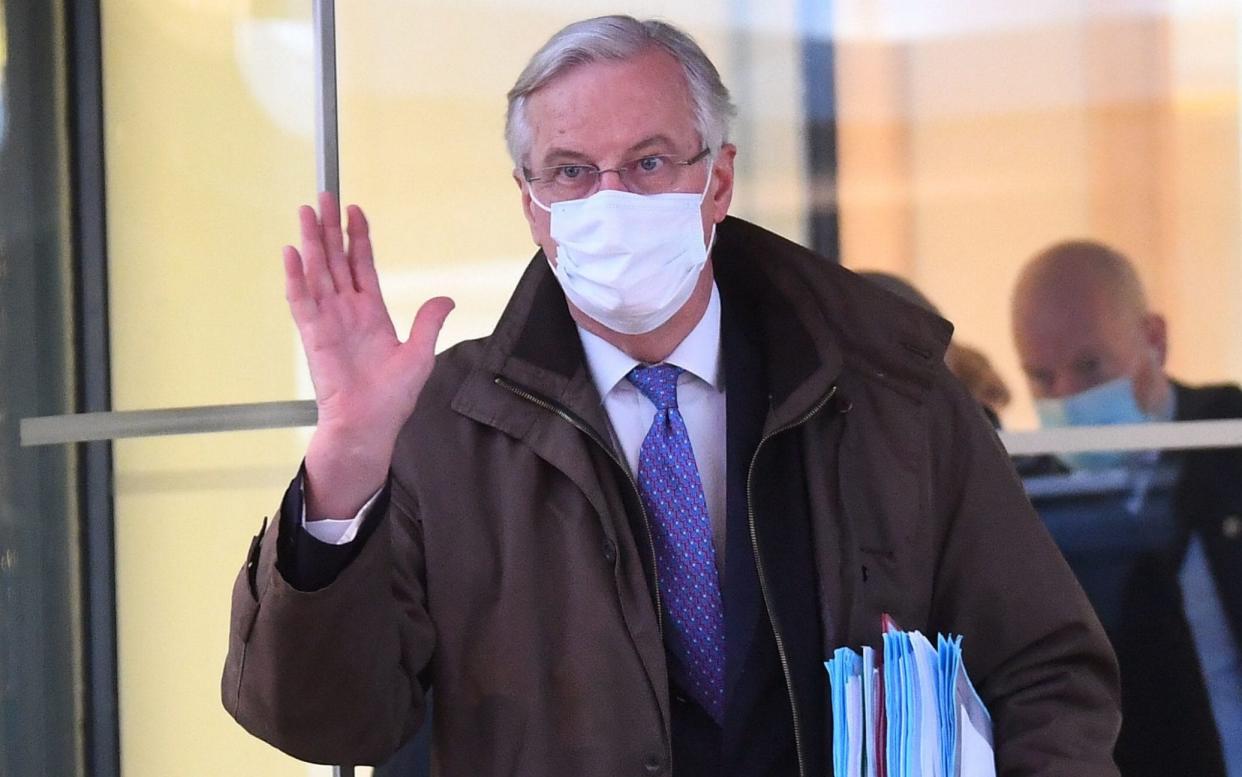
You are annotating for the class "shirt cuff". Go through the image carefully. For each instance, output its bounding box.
[300,483,385,545]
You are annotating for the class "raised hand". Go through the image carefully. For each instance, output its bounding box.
[284,192,454,518]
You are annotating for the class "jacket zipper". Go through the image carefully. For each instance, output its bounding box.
[493,376,664,641]
[746,383,838,777]
[499,373,838,776]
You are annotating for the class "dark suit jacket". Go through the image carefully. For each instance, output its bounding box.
[1174,382,1242,645]
[1111,381,1242,777]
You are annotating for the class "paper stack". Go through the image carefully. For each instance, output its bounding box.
[825,630,995,777]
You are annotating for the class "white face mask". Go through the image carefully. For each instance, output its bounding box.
[532,172,715,336]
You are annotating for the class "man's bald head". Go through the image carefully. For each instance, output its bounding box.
[1014,240,1149,326]
[1011,239,1171,415]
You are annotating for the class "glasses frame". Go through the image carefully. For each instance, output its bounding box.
[524,147,712,201]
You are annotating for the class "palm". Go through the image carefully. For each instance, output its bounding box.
[284,193,454,440]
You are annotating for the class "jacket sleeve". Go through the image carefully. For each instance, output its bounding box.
[220,472,433,766]
[926,371,1122,777]
[277,469,389,592]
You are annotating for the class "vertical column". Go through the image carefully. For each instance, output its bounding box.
[314,0,340,198]
[0,1,86,776]
[800,0,841,260]
[67,0,120,773]
[831,2,917,275]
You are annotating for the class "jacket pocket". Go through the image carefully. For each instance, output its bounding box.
[236,517,266,643]
[222,517,266,716]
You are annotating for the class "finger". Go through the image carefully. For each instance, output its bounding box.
[346,204,381,295]
[282,245,318,323]
[404,297,456,360]
[318,191,353,294]
[298,205,335,298]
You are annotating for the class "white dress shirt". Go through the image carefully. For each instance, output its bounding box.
[304,284,729,570]
[577,283,728,566]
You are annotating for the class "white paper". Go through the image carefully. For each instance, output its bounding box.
[959,703,997,777]
[863,646,879,777]
[830,631,994,777]
[847,674,864,777]
[910,632,944,777]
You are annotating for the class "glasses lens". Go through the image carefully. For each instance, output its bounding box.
[626,156,681,195]
[532,165,596,203]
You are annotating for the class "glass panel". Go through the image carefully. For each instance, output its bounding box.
[100,0,1242,773]
[101,0,318,774]
[0,1,83,775]
[329,1,810,349]
[834,0,1242,429]
[1019,445,1242,774]
[102,2,811,775]
[834,1,1242,770]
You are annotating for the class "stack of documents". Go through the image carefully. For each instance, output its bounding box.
[826,629,995,777]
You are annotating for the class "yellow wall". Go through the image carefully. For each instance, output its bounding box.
[104,0,317,773]
[835,2,1242,428]
[102,2,806,774]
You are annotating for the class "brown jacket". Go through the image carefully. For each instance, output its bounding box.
[223,217,1121,776]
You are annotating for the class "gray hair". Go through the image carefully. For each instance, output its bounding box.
[505,15,736,169]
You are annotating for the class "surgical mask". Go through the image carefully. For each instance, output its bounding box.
[1035,376,1150,471]
[533,173,715,335]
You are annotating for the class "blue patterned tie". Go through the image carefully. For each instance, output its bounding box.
[628,364,726,723]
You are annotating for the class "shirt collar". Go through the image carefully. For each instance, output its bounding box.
[578,283,723,399]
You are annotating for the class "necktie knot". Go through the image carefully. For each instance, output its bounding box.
[627,364,684,411]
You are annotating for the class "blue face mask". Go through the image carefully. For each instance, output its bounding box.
[1035,376,1150,471]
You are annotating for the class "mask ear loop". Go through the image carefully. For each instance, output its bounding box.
[701,155,718,253]
[699,159,715,201]
[528,181,552,214]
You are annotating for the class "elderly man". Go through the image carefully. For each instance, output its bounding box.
[1012,239,1242,777]
[224,16,1120,776]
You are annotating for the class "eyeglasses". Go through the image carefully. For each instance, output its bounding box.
[525,147,711,204]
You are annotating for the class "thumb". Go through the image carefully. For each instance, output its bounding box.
[405,296,456,359]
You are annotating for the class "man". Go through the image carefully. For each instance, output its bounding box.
[224,16,1120,776]
[1011,239,1242,777]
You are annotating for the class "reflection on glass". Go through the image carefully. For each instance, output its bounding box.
[835,1,1242,431]
[1026,449,1242,777]
[233,9,313,140]
[1013,228,1242,775]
